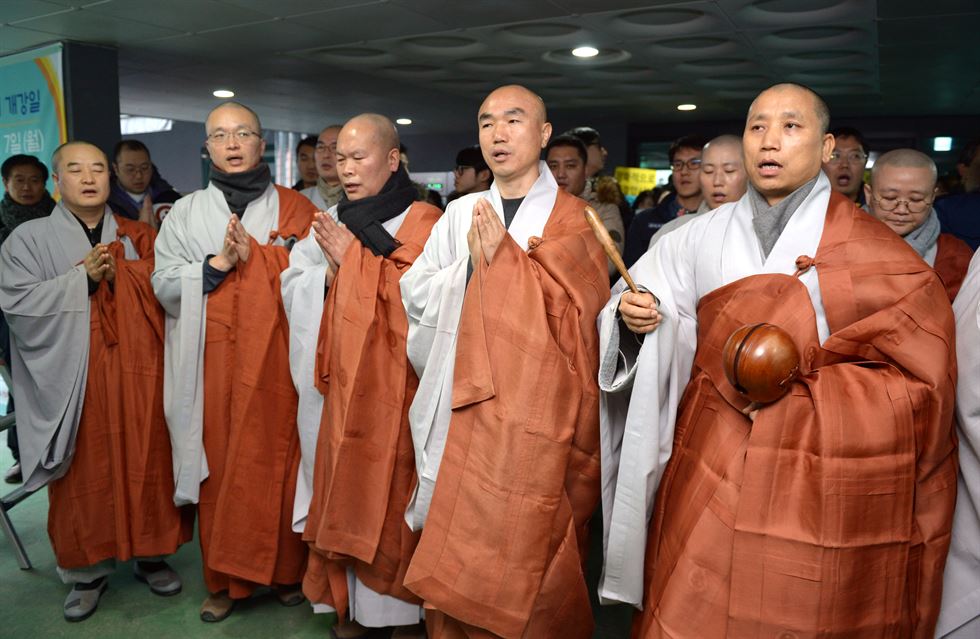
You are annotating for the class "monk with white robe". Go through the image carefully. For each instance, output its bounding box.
[0,141,190,621]
[152,102,315,622]
[300,125,344,211]
[282,114,440,639]
[865,148,973,301]
[599,84,957,637]
[400,85,608,638]
[936,248,980,638]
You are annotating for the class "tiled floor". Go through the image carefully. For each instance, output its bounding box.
[0,444,633,638]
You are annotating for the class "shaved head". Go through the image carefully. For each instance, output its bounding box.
[51,141,108,174]
[751,83,830,135]
[342,113,400,153]
[206,101,261,134]
[479,84,547,125]
[320,124,343,137]
[871,148,937,186]
[703,134,742,153]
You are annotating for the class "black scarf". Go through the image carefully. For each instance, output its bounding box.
[337,166,417,257]
[0,191,56,245]
[209,163,271,216]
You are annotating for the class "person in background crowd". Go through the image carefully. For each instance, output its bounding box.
[292,135,318,191]
[623,135,706,266]
[937,139,980,250]
[546,133,624,276]
[108,139,181,228]
[446,145,490,205]
[300,125,344,210]
[821,125,869,208]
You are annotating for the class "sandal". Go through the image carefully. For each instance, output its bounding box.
[200,591,236,622]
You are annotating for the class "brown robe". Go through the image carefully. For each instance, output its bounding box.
[198,186,315,598]
[49,216,193,568]
[404,190,609,638]
[301,202,442,615]
[934,232,973,301]
[634,194,958,638]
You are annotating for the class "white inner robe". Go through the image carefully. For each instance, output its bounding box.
[399,163,559,531]
[596,172,833,607]
[936,248,980,638]
[152,182,290,505]
[281,204,420,626]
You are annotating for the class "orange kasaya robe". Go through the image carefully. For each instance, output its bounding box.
[634,194,958,638]
[934,232,974,301]
[197,186,315,598]
[301,202,442,617]
[403,190,610,639]
[49,215,193,569]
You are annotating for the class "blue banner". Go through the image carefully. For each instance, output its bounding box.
[0,43,66,195]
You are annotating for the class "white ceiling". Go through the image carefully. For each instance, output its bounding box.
[1,0,978,134]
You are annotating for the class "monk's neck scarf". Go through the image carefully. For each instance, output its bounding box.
[903,207,941,258]
[0,191,56,243]
[209,163,271,216]
[747,175,818,258]
[316,177,344,209]
[337,166,416,257]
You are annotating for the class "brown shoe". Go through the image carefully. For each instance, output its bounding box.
[200,592,235,622]
[330,619,370,639]
[274,583,305,607]
[391,623,427,639]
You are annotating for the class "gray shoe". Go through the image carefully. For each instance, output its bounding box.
[63,578,108,622]
[4,462,21,484]
[134,561,182,596]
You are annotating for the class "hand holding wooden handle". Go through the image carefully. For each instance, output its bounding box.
[584,205,639,294]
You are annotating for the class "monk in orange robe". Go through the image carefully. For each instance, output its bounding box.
[605,84,957,638]
[865,148,973,300]
[152,102,315,621]
[283,113,441,638]
[0,141,191,622]
[400,85,609,638]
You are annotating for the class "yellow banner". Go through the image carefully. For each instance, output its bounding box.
[614,166,657,197]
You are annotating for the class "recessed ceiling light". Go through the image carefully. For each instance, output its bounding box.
[933,136,952,152]
[677,103,697,111]
[213,89,235,98]
[571,46,599,58]
[396,118,412,125]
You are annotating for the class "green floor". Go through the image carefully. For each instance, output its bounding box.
[0,444,632,638]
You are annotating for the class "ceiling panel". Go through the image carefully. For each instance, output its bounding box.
[1,0,978,134]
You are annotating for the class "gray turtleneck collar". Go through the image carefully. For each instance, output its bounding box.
[747,175,819,258]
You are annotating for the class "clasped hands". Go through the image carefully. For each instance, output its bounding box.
[84,244,116,283]
[467,199,506,268]
[209,214,251,272]
[311,212,355,283]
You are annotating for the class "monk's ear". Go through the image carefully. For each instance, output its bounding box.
[387,147,401,172]
[863,182,873,207]
[258,137,267,157]
[820,133,835,163]
[540,122,553,149]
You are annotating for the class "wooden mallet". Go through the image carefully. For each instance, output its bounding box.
[584,205,639,294]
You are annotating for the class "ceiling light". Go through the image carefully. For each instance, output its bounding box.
[677,103,697,111]
[213,89,235,98]
[396,118,412,125]
[571,46,599,58]
[120,115,173,135]
[933,136,952,152]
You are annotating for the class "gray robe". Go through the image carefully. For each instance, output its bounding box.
[0,204,136,490]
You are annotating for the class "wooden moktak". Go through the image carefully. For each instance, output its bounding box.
[722,323,801,404]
